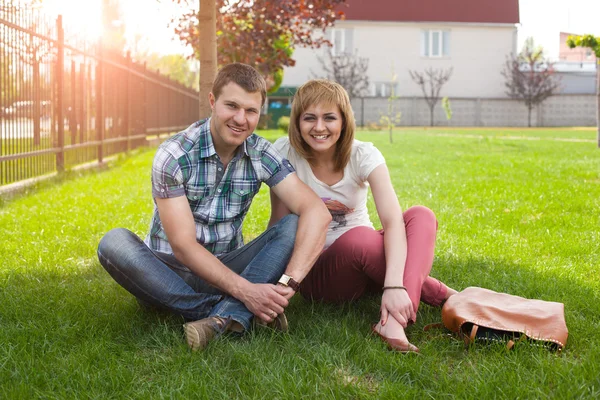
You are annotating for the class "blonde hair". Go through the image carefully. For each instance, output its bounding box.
[288,79,355,172]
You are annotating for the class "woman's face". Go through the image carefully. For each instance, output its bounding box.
[298,102,343,156]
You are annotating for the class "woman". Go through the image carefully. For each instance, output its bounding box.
[269,79,457,353]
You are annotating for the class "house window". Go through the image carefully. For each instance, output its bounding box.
[329,28,354,56]
[421,30,450,57]
[371,82,398,97]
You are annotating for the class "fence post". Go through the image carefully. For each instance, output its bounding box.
[70,60,77,145]
[78,62,85,144]
[56,15,65,172]
[142,62,147,138]
[125,51,131,152]
[96,42,104,164]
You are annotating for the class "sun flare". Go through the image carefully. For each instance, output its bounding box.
[41,0,104,41]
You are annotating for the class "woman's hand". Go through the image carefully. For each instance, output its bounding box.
[380,289,414,328]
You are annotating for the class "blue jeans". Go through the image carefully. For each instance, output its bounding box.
[97,214,298,331]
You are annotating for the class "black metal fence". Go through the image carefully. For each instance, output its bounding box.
[0,3,199,187]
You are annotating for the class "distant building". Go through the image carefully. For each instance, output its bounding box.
[282,0,520,98]
[558,32,597,63]
[555,32,596,94]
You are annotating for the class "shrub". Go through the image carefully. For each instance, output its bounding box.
[277,116,290,133]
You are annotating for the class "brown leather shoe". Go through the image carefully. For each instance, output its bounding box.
[254,312,289,332]
[183,316,230,351]
[371,325,419,353]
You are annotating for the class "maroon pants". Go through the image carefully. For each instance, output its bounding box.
[299,205,448,323]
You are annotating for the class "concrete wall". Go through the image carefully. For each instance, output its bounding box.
[350,94,596,127]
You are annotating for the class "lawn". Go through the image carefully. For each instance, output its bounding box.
[1,127,599,399]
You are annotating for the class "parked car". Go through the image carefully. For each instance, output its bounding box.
[2,100,52,119]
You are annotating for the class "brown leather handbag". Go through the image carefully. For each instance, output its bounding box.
[441,287,568,351]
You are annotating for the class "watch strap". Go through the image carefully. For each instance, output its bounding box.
[278,274,300,291]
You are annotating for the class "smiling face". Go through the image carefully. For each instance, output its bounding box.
[209,82,262,158]
[299,102,343,158]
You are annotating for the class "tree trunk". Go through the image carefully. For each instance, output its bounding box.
[429,105,434,127]
[198,0,217,119]
[527,105,532,127]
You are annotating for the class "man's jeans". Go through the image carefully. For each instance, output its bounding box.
[97,214,298,331]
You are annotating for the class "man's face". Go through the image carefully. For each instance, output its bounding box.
[209,82,262,156]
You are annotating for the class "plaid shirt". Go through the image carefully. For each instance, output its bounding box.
[144,119,295,257]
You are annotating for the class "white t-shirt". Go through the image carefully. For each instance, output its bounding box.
[274,137,386,248]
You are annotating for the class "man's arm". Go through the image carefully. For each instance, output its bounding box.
[155,196,289,322]
[270,173,331,291]
[268,188,291,228]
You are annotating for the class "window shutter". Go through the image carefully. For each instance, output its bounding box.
[442,31,451,56]
[334,30,344,55]
[421,31,429,57]
[345,29,354,54]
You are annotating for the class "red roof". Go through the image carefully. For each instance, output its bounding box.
[338,0,520,24]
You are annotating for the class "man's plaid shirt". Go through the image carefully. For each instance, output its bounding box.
[144,119,295,257]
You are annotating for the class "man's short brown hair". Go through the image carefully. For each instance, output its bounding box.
[212,63,267,106]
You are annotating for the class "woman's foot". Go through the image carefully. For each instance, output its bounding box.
[372,316,419,353]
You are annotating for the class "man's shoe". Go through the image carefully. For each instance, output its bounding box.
[183,316,230,351]
[254,312,289,332]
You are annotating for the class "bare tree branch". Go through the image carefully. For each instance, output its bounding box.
[313,49,369,98]
[409,67,453,126]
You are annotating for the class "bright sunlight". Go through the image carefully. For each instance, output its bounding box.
[41,0,104,40]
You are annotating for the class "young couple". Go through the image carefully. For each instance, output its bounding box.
[97,63,456,354]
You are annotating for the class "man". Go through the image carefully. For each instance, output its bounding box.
[97,63,331,351]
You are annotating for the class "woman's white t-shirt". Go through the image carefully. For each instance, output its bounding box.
[274,137,386,249]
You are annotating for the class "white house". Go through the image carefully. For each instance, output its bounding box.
[281,0,520,99]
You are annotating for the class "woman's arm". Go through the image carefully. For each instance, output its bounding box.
[367,164,414,326]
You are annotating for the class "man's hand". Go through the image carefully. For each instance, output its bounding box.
[277,284,296,301]
[380,289,414,328]
[237,282,290,322]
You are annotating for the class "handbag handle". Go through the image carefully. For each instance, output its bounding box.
[465,324,515,350]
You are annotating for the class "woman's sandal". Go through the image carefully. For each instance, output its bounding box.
[371,325,420,354]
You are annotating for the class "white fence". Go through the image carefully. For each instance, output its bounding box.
[351,94,597,127]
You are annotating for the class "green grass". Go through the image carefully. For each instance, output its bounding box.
[360,126,598,141]
[1,127,599,399]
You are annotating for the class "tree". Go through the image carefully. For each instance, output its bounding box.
[171,0,346,117]
[0,48,18,108]
[501,38,560,127]
[101,0,126,53]
[378,66,400,143]
[0,7,53,145]
[313,49,369,98]
[442,97,452,122]
[409,67,453,127]
[567,34,600,148]
[197,0,217,118]
[143,53,200,90]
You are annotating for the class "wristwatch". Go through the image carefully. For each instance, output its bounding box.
[278,274,300,291]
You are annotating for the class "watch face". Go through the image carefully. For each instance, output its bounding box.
[280,275,291,285]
